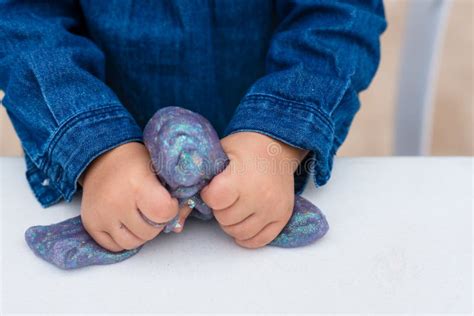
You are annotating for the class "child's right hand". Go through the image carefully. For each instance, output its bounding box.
[80,142,182,252]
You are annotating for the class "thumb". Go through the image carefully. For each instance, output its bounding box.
[136,174,179,224]
[200,165,239,210]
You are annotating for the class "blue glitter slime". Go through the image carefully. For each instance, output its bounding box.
[25,107,329,269]
[25,216,140,270]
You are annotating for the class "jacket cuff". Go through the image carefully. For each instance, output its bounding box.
[224,94,336,193]
[26,105,143,207]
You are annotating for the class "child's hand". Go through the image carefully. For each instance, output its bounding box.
[201,132,307,248]
[80,142,187,252]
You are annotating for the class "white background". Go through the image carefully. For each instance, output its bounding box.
[1,157,472,313]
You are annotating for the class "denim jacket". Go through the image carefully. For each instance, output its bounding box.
[0,0,386,207]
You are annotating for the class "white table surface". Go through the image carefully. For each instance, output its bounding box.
[1,157,472,314]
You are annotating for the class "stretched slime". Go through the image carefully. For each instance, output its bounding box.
[25,107,329,269]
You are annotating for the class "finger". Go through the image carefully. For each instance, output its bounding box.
[123,208,164,241]
[109,222,145,250]
[200,166,239,210]
[136,176,179,223]
[235,221,284,249]
[174,205,193,233]
[89,230,124,252]
[213,202,254,227]
[81,211,120,250]
[221,213,268,241]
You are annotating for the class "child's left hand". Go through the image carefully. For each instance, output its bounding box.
[200,132,307,248]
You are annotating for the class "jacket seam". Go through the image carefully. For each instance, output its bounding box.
[39,104,132,171]
[28,55,61,126]
[241,94,335,135]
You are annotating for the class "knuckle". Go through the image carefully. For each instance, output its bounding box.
[93,233,124,252]
[130,174,146,195]
[113,231,144,250]
[102,191,123,206]
[129,229,148,242]
[261,189,274,203]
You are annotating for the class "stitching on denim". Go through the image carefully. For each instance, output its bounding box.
[41,104,125,156]
[27,56,61,126]
[31,103,125,168]
[230,103,334,146]
[236,102,335,142]
[242,94,335,134]
[25,166,62,208]
[40,105,132,171]
[61,116,141,168]
[243,94,334,131]
[25,150,62,198]
[328,80,352,116]
[46,114,138,181]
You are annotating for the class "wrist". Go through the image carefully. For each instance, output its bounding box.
[80,142,144,186]
[267,137,308,174]
[272,138,308,164]
[223,132,308,174]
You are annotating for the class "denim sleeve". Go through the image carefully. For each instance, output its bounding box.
[225,0,387,192]
[0,1,143,207]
